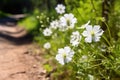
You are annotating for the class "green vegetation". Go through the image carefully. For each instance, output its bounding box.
[35,0,120,80]
[18,16,39,35]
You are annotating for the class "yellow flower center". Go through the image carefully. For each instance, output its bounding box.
[62,53,66,58]
[91,30,95,36]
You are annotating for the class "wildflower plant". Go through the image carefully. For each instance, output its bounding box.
[36,2,120,80]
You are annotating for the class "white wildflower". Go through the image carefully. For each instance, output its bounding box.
[59,13,77,31]
[55,46,75,65]
[43,28,52,36]
[44,42,51,49]
[70,31,81,46]
[82,25,104,43]
[50,20,59,30]
[55,4,65,14]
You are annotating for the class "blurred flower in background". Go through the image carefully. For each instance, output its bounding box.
[70,31,81,46]
[43,28,52,36]
[44,42,51,49]
[55,4,65,14]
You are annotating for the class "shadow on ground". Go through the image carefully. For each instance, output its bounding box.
[0,14,33,45]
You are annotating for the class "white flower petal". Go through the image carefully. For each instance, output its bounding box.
[64,46,71,53]
[82,31,88,37]
[66,56,72,63]
[71,41,79,46]
[86,25,92,31]
[93,25,100,31]
[55,54,64,65]
[85,36,92,43]
[96,29,104,36]
[58,48,65,54]
[94,36,100,42]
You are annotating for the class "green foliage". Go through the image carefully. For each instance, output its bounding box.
[18,15,39,35]
[108,0,120,40]
[43,64,52,72]
[65,0,102,25]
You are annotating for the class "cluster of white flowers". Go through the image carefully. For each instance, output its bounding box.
[42,4,104,65]
[56,24,104,65]
[43,4,77,37]
[48,13,77,32]
[55,46,75,65]
[70,31,81,46]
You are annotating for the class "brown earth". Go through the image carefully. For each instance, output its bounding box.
[0,15,47,80]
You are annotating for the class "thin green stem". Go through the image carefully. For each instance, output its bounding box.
[104,22,113,45]
[86,63,103,69]
[102,35,112,47]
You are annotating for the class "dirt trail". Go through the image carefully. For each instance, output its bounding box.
[0,40,46,80]
[0,15,46,80]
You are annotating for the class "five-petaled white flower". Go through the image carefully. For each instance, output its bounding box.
[43,28,52,36]
[55,4,65,14]
[70,31,82,46]
[59,13,77,31]
[50,20,59,30]
[44,42,51,49]
[55,46,75,65]
[82,25,104,43]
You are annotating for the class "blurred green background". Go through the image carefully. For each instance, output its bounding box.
[0,0,120,38]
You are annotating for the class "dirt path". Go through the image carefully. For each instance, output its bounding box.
[0,15,46,80]
[0,41,47,80]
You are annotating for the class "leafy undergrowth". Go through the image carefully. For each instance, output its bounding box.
[18,9,40,36]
